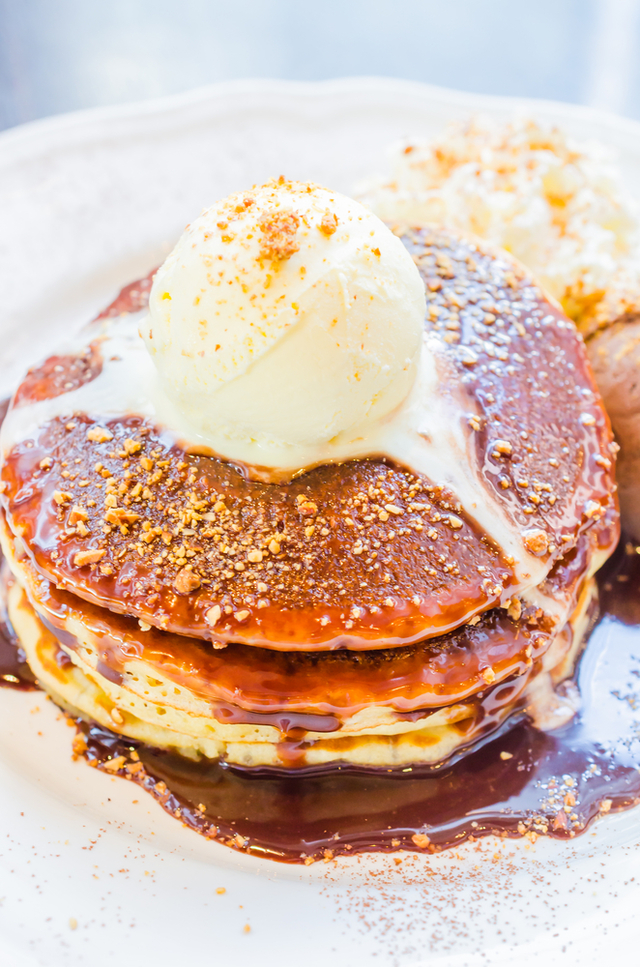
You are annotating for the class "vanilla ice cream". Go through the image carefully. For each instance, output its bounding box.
[143,179,426,470]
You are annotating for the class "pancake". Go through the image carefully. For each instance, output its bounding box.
[0,226,619,772]
[1,502,599,767]
[0,229,617,651]
[4,571,594,768]
[0,507,603,715]
[0,517,551,715]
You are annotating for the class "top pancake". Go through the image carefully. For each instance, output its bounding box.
[0,229,618,649]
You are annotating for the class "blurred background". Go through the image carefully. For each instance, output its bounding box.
[1,0,640,131]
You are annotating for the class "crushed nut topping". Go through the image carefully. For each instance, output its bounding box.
[258,209,300,262]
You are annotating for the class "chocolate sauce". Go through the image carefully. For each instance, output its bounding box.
[61,539,640,862]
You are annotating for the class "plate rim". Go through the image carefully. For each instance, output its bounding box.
[4,75,640,163]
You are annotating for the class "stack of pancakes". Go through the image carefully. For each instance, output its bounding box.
[0,229,619,770]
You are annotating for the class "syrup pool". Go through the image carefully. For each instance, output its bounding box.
[56,540,640,862]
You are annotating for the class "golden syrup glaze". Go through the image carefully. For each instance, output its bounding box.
[0,231,618,650]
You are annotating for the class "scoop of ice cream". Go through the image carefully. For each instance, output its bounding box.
[143,179,425,469]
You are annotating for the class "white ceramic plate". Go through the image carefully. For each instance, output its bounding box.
[1,78,640,967]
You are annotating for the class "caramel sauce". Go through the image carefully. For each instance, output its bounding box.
[66,538,640,862]
[0,404,34,690]
[3,503,598,730]
[402,228,617,543]
[270,664,537,764]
